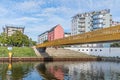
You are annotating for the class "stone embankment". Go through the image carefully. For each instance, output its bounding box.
[45,48,95,58]
[0,48,100,62]
[32,47,100,61]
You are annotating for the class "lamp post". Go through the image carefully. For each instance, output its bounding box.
[7,46,13,62]
[7,46,13,79]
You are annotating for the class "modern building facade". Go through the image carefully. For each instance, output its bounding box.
[38,24,64,44]
[71,9,112,47]
[38,31,48,44]
[48,24,64,41]
[3,25,24,36]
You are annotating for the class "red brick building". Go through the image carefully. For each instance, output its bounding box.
[48,24,64,41]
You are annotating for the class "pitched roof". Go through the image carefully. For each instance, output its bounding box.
[49,24,61,32]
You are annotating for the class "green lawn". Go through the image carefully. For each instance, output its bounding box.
[0,47,37,57]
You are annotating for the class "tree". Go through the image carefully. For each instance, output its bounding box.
[32,41,36,45]
[110,42,120,47]
[0,32,8,46]
[0,31,36,47]
[28,38,36,46]
[11,31,30,47]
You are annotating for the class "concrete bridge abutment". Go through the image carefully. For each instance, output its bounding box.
[36,47,46,53]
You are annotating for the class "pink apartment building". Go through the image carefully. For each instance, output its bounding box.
[48,24,64,41]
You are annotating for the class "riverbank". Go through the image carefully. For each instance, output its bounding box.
[0,57,101,62]
[1,47,119,62]
[0,47,100,62]
[0,47,37,57]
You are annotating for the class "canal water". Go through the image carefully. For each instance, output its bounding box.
[0,61,120,80]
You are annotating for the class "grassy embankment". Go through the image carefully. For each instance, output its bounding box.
[0,47,37,57]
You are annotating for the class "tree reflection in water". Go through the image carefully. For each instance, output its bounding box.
[0,62,35,80]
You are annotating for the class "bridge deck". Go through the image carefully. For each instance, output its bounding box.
[36,25,120,48]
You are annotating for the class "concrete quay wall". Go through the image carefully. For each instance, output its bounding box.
[0,57,100,62]
[64,47,120,57]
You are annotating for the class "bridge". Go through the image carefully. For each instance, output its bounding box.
[36,25,120,48]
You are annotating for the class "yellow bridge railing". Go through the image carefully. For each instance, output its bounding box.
[36,25,120,48]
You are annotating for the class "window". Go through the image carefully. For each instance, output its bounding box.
[100,49,102,51]
[91,49,93,51]
[95,49,97,51]
[86,49,88,51]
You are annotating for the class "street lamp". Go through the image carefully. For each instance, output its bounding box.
[7,46,13,62]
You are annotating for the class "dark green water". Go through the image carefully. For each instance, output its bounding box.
[0,61,120,80]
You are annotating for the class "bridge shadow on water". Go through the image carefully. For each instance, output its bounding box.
[40,52,53,62]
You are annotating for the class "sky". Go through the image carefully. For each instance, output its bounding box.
[0,0,120,41]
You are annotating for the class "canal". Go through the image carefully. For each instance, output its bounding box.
[0,61,120,80]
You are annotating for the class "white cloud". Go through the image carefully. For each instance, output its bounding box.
[0,17,39,26]
[43,7,73,15]
[15,0,44,11]
[35,6,73,32]
[0,0,120,41]
[15,17,41,22]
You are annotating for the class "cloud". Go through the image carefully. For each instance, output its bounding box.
[0,0,120,41]
[14,0,44,12]
[15,17,42,22]
[0,16,41,26]
[35,6,73,32]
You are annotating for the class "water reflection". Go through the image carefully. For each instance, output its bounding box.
[36,62,120,80]
[6,62,12,80]
[0,62,120,80]
[0,62,41,80]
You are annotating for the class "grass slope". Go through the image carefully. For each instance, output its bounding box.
[0,47,36,57]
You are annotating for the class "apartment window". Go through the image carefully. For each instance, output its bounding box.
[91,49,93,51]
[82,49,84,51]
[86,49,88,51]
